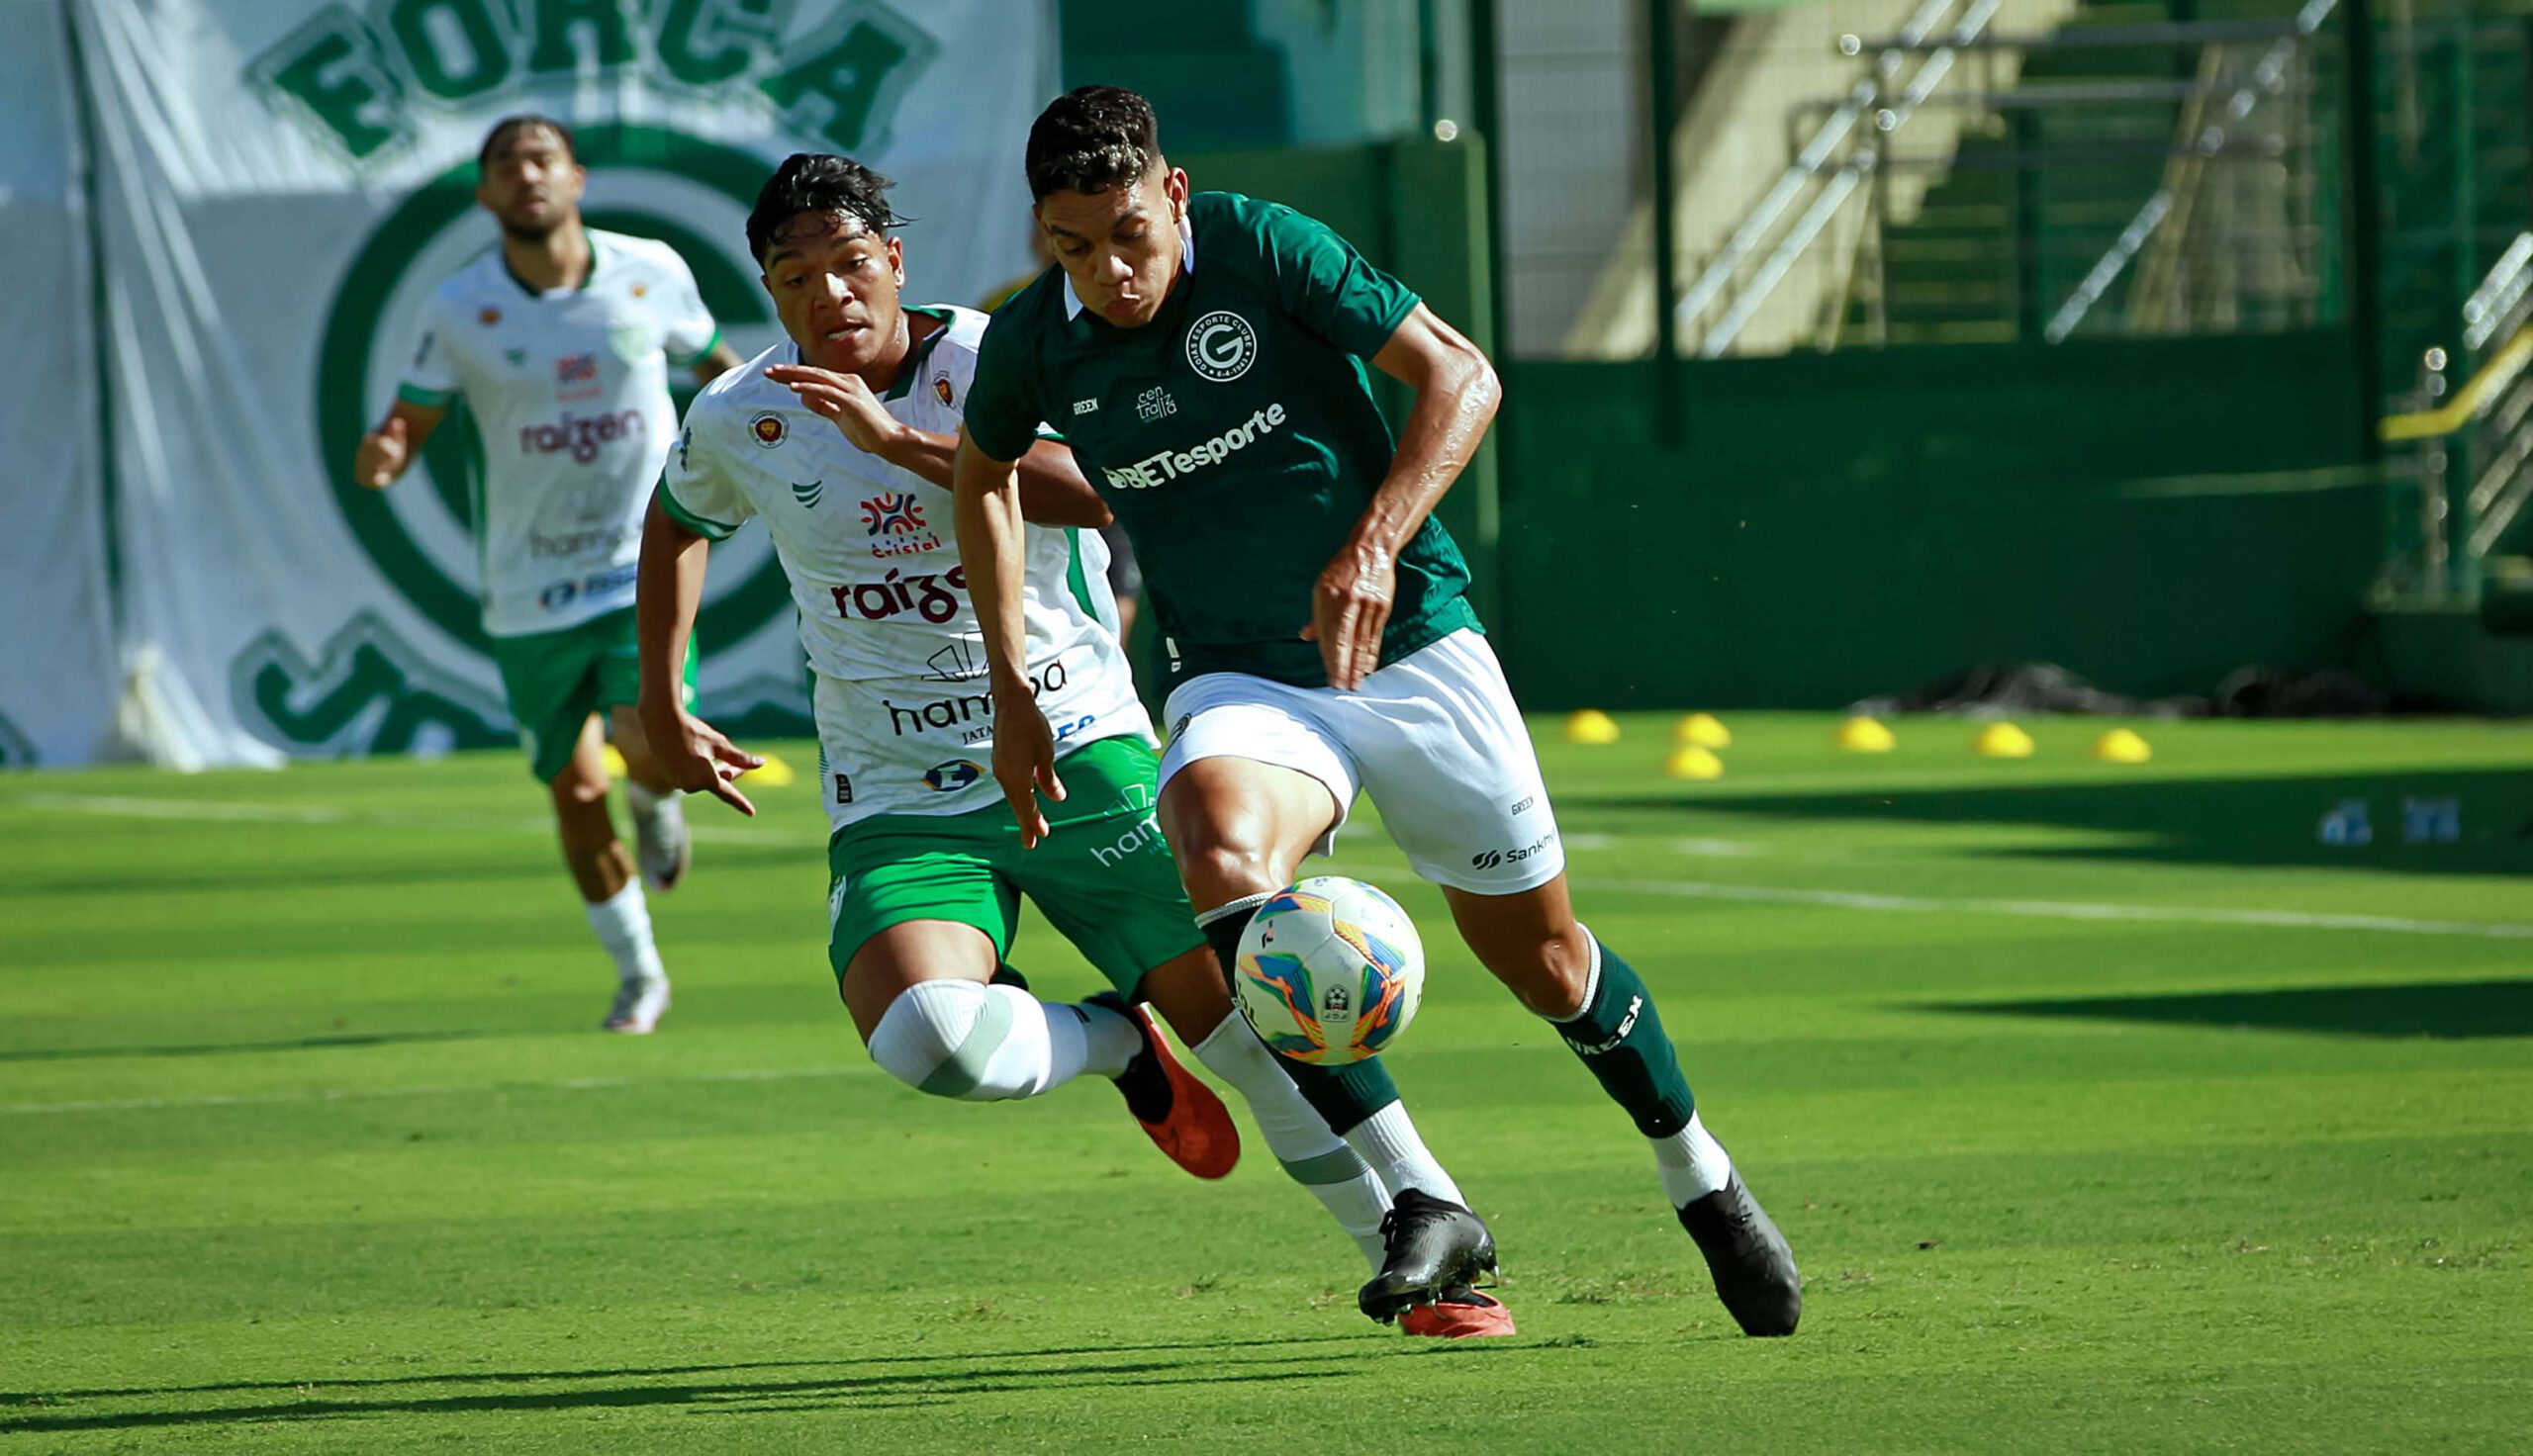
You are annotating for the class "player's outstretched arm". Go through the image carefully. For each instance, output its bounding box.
[635,498,764,815]
[763,364,1108,525]
[1304,304,1501,690]
[951,430,1064,847]
[352,400,446,491]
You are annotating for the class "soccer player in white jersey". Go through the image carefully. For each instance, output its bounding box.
[635,154,1508,1336]
[354,116,744,1035]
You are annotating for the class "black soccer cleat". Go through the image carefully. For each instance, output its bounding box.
[1677,1172,1802,1337]
[1359,1188,1499,1324]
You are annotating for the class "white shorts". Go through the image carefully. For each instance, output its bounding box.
[1157,629,1565,895]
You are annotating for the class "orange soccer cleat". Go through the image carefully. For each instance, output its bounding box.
[1094,993,1240,1179]
[1400,1287,1517,1339]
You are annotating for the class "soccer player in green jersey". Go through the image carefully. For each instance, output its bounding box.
[636,154,1505,1336]
[954,88,1802,1337]
[355,116,745,1035]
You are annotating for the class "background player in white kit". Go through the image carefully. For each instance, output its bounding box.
[353,116,743,1034]
[635,155,1504,1333]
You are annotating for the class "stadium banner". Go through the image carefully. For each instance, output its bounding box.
[34,0,1051,770]
[0,12,119,771]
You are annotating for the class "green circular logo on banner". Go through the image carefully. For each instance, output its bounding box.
[318,125,789,653]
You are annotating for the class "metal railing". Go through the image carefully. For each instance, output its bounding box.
[2378,232,2533,604]
[1668,1,2350,356]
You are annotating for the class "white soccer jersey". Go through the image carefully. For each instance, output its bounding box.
[399,228,720,638]
[660,306,1150,831]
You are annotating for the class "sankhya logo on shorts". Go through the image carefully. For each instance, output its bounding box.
[1185,310,1257,382]
[1470,831,1559,870]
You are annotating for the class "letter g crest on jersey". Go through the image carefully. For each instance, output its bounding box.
[1185,310,1258,383]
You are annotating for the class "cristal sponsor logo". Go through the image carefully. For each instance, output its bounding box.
[792,479,824,508]
[556,352,597,382]
[833,565,969,624]
[1185,310,1258,382]
[1563,995,1642,1056]
[518,409,643,464]
[1469,830,1559,870]
[923,759,986,792]
[862,492,926,535]
[1101,403,1285,491]
[883,658,1069,738]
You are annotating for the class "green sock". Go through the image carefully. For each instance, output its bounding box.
[1199,896,1401,1137]
[1554,933,1696,1138]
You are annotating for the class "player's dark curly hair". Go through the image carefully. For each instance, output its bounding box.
[1025,86,1162,201]
[745,153,906,265]
[477,114,576,172]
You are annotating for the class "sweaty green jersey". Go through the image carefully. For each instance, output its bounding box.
[965,191,1479,687]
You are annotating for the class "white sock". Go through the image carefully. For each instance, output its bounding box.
[584,881,664,985]
[1345,1100,1467,1209]
[1651,1111,1735,1206]
[867,980,1135,1102]
[1190,1015,1392,1270]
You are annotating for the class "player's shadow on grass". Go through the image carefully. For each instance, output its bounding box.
[0,1335,1528,1434]
[1929,977,2533,1039]
[0,1029,488,1063]
[1602,767,2533,877]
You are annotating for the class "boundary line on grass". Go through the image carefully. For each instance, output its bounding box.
[1,1064,863,1117]
[1574,876,2533,941]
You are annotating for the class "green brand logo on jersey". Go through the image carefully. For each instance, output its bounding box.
[312,124,797,654]
[792,479,825,509]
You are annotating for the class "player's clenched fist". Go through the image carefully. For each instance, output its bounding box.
[354,415,413,490]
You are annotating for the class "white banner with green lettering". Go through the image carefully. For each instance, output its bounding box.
[4,0,1050,770]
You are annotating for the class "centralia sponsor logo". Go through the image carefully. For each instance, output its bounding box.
[1101,404,1285,491]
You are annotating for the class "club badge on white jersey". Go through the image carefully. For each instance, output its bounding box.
[399,228,719,638]
[660,306,1148,830]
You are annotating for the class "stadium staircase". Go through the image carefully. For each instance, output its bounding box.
[1848,0,2531,352]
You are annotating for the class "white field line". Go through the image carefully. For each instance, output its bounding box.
[1576,876,2533,941]
[9,791,771,845]
[2,1063,864,1117]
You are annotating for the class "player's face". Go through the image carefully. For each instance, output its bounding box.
[1036,165,1189,328]
[760,214,907,375]
[475,127,584,240]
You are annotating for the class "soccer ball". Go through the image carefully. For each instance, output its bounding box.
[1233,876,1425,1065]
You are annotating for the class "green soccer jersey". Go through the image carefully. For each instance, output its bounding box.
[965,191,1480,687]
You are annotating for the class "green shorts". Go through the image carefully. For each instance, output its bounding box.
[489,606,697,783]
[825,736,1204,996]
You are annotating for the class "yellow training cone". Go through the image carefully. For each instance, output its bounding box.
[2092,728,2152,764]
[1972,721,2035,758]
[1834,716,1896,753]
[1565,709,1622,745]
[741,751,797,786]
[603,745,629,777]
[1674,712,1733,749]
[1664,745,1725,779]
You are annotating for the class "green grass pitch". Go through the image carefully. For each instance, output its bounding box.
[4,712,2529,1452]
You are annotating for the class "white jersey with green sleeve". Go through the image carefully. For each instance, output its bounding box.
[657,306,1150,833]
[398,228,720,639]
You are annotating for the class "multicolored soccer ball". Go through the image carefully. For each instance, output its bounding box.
[1233,876,1425,1065]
